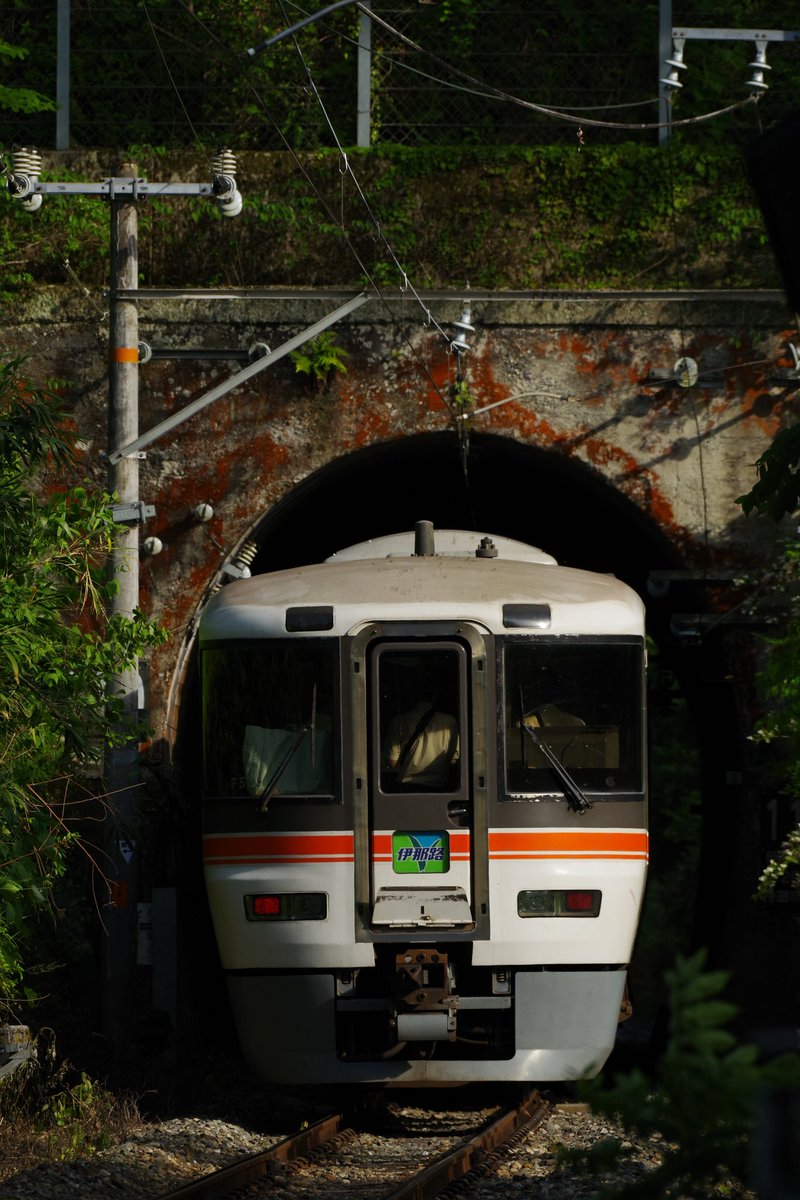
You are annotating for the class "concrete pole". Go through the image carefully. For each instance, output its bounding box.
[658,0,673,145]
[56,0,70,150]
[103,162,140,1046]
[357,2,372,148]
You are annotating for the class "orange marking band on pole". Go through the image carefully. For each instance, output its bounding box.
[112,347,139,363]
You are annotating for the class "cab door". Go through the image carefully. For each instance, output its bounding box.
[368,640,473,930]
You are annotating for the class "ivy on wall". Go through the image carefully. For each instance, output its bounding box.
[0,143,774,303]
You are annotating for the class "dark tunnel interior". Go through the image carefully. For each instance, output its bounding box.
[246,431,685,597]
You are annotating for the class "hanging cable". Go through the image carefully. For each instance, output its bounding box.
[141,0,249,287]
[243,1,758,132]
[249,0,460,422]
[348,4,758,133]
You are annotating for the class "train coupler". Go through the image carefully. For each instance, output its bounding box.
[393,948,458,1041]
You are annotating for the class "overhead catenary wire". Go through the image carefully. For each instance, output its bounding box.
[255,1,760,132]
[166,0,763,333]
[141,0,209,165]
[356,3,760,131]
[141,0,250,287]
[258,2,665,117]
[164,0,464,426]
[274,0,460,424]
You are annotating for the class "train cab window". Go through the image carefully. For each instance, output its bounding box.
[374,645,466,794]
[202,641,338,802]
[501,638,643,797]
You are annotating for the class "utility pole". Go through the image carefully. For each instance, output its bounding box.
[3,149,243,1046]
[657,0,672,145]
[103,163,141,1046]
[56,0,70,150]
[357,2,372,148]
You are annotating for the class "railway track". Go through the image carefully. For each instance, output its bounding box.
[156,1089,550,1200]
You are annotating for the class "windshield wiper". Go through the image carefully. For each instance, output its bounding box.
[521,723,593,814]
[257,685,317,813]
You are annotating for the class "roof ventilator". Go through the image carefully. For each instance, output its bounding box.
[414,520,436,557]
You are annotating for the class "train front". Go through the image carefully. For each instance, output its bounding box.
[199,528,648,1084]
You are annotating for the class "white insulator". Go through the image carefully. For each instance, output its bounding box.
[674,357,699,388]
[746,44,771,93]
[193,502,214,522]
[142,536,163,556]
[237,540,259,567]
[218,186,243,218]
[660,38,687,92]
[746,69,770,93]
[11,147,42,176]
[451,300,474,353]
[9,146,43,210]
[212,149,237,177]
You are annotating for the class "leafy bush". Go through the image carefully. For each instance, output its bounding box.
[562,949,798,1198]
[0,356,166,1010]
[290,330,349,387]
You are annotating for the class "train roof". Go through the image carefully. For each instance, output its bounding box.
[326,529,557,565]
[200,530,645,641]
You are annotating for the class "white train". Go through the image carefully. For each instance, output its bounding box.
[199,523,648,1084]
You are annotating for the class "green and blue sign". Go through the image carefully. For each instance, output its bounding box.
[392,831,449,874]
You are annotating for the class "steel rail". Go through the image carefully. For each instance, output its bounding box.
[156,1110,344,1200]
[382,1089,548,1200]
[156,1090,548,1200]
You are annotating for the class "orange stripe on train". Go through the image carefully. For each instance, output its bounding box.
[488,830,648,859]
[203,829,648,865]
[204,833,354,864]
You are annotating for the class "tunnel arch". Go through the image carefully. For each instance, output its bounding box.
[242,430,685,593]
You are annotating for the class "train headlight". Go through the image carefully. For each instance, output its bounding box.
[245,893,328,921]
[517,889,601,918]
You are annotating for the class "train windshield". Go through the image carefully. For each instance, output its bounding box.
[202,640,338,801]
[373,643,466,794]
[501,638,643,796]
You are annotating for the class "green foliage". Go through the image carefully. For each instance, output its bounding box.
[0,38,55,116]
[563,949,799,1198]
[756,827,800,900]
[737,424,800,521]
[0,144,777,302]
[4,0,799,152]
[290,330,349,387]
[0,1029,140,1161]
[736,422,800,903]
[724,535,800,901]
[0,356,167,1008]
[451,379,477,416]
[45,1072,116,1157]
